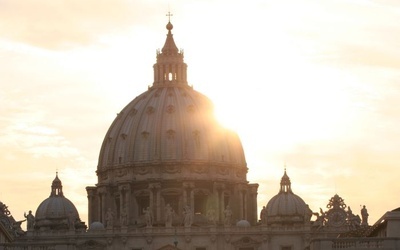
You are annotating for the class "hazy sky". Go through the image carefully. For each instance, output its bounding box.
[1,0,400,227]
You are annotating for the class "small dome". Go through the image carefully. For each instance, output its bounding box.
[236,219,251,228]
[89,221,105,231]
[35,173,82,230]
[266,170,307,225]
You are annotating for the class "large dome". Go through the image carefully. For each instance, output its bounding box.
[98,86,245,167]
[86,21,258,228]
[266,170,307,225]
[96,22,246,184]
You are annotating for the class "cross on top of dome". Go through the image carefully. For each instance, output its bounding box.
[166,11,173,30]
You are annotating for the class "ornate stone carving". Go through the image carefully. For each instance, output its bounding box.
[146,106,155,114]
[182,182,195,189]
[191,165,208,174]
[193,130,200,144]
[214,182,225,191]
[235,169,246,178]
[142,131,150,139]
[129,108,137,116]
[149,183,161,189]
[118,184,129,192]
[116,168,128,177]
[78,240,106,250]
[166,104,175,113]
[232,237,261,249]
[325,194,348,228]
[210,234,217,242]
[166,129,175,139]
[217,166,229,175]
[121,237,127,245]
[327,194,347,210]
[134,166,151,175]
[100,171,108,180]
[187,105,195,113]
[162,165,181,173]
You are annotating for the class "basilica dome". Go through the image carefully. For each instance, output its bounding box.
[87,21,258,228]
[35,173,84,230]
[266,170,307,225]
[96,21,246,184]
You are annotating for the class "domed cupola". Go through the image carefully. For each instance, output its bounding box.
[96,18,247,182]
[87,19,259,227]
[266,170,307,225]
[35,173,85,231]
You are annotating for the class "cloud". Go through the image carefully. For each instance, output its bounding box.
[0,0,163,49]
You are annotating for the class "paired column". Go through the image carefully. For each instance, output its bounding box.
[97,187,107,224]
[118,184,130,226]
[149,182,161,222]
[182,182,195,208]
[86,187,96,224]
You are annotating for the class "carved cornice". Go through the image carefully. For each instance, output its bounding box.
[182,182,195,189]
[149,182,161,189]
[162,165,181,174]
[134,166,152,175]
[190,165,209,174]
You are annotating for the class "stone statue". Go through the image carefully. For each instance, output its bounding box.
[347,206,361,229]
[120,206,128,226]
[313,208,326,230]
[305,204,313,223]
[13,220,26,236]
[105,208,114,229]
[224,205,233,226]
[260,206,267,224]
[183,205,193,227]
[24,210,35,230]
[361,205,369,226]
[207,208,216,225]
[164,204,174,227]
[1,202,11,216]
[144,206,153,227]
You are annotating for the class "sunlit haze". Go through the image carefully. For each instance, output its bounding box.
[1,0,400,227]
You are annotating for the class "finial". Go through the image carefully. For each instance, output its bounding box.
[166,11,174,31]
[166,11,173,22]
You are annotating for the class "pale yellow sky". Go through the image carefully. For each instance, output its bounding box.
[1,0,400,227]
